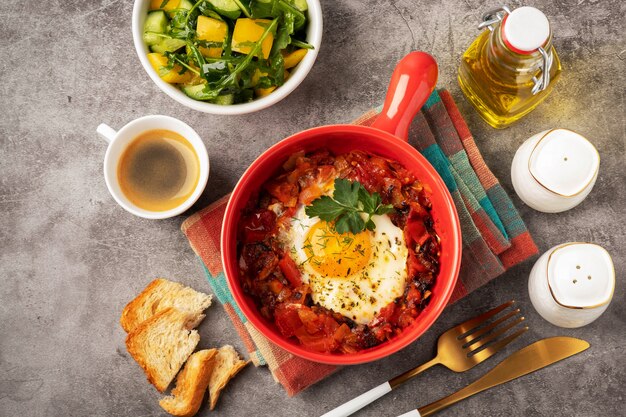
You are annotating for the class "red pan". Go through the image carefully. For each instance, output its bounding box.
[221,52,461,365]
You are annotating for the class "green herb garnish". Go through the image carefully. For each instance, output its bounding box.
[305,179,395,234]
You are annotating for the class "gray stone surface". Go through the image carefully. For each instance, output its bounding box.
[1,0,624,416]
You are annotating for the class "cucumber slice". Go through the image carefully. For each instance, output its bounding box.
[182,84,235,104]
[179,0,194,10]
[150,38,187,53]
[143,11,169,46]
[182,84,212,100]
[144,33,161,46]
[207,0,241,19]
[213,93,235,105]
[293,0,308,11]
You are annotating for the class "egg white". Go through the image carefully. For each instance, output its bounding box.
[284,205,409,324]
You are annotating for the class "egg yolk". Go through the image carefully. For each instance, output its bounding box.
[304,221,372,278]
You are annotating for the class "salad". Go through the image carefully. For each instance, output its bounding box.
[143,0,313,105]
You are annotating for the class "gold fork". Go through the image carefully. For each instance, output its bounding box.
[321,301,528,417]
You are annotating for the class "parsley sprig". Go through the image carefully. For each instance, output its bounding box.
[305,179,395,234]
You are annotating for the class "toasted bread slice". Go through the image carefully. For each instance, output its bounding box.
[126,307,201,392]
[159,349,218,417]
[121,278,212,333]
[208,345,248,410]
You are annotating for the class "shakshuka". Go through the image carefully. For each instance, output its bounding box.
[237,149,441,353]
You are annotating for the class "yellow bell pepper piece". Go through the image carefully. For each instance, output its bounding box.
[232,18,274,59]
[251,69,268,87]
[196,16,228,58]
[283,49,308,69]
[255,86,276,98]
[187,68,204,86]
[150,0,181,11]
[147,52,192,84]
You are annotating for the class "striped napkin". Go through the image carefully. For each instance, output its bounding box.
[181,89,538,396]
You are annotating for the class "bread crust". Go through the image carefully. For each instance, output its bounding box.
[208,346,249,410]
[120,279,166,332]
[159,349,218,417]
[125,307,200,392]
[120,278,212,333]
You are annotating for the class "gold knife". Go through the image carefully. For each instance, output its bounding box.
[397,336,590,417]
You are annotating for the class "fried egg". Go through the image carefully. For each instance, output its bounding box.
[284,205,409,324]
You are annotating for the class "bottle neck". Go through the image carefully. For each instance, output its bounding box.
[487,23,553,81]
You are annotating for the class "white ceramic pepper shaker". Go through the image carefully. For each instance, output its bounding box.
[511,129,599,213]
[528,242,615,328]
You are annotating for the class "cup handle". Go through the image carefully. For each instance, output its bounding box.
[97,123,117,144]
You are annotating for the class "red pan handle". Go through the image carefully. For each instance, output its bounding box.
[370,51,438,141]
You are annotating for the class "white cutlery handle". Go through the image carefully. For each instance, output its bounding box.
[321,382,392,417]
[397,410,421,417]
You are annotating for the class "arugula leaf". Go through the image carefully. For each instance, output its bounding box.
[188,43,207,75]
[290,38,314,49]
[184,0,204,30]
[170,9,190,31]
[196,17,279,99]
[201,8,224,20]
[165,52,200,75]
[256,52,284,88]
[232,0,252,18]
[223,19,234,57]
[218,18,277,85]
[305,179,395,234]
[277,0,305,30]
[272,9,295,53]
[251,0,283,18]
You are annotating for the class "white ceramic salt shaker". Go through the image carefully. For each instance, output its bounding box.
[511,129,599,213]
[528,242,615,328]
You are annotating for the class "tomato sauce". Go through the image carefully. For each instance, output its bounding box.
[238,149,441,353]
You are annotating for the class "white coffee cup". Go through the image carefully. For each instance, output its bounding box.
[96,115,209,219]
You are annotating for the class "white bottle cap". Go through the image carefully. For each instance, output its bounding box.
[502,6,550,54]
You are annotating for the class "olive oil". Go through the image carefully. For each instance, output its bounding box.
[458,7,561,129]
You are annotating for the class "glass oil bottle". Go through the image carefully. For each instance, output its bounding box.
[458,6,562,128]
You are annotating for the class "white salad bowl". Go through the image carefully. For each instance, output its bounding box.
[131,0,323,115]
